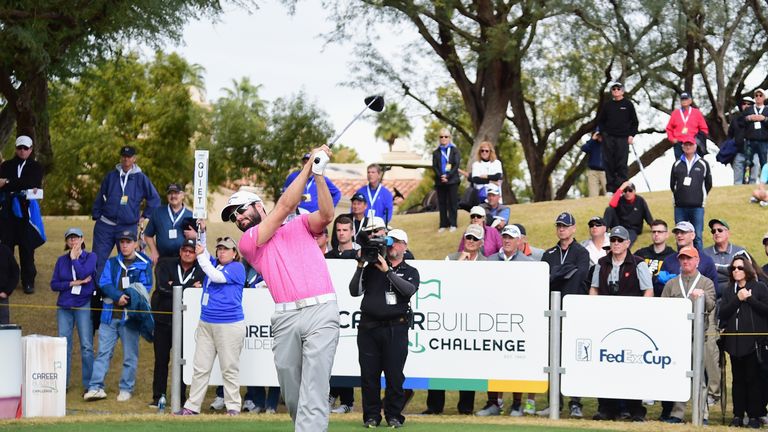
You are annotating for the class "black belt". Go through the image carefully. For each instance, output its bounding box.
[359,315,408,330]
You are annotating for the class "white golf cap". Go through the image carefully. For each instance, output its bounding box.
[501,225,521,238]
[486,184,501,195]
[15,135,32,148]
[221,190,262,222]
[470,206,486,217]
[388,229,408,243]
[364,216,387,232]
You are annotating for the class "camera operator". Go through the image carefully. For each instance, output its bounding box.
[589,225,653,422]
[349,229,419,429]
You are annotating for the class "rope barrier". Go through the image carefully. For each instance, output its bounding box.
[0,302,173,315]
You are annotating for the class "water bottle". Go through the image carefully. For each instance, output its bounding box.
[158,394,166,414]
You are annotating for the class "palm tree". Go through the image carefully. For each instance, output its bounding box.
[374,102,413,152]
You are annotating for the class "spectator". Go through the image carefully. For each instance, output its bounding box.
[660,246,715,424]
[144,183,194,265]
[177,236,246,416]
[749,162,768,206]
[580,130,607,197]
[515,223,545,261]
[0,241,19,324]
[720,255,768,428]
[580,216,608,267]
[469,141,503,205]
[596,82,639,192]
[666,92,709,159]
[355,164,394,224]
[315,227,330,254]
[331,193,369,250]
[432,128,461,233]
[150,238,204,408]
[457,206,502,257]
[349,229,418,428]
[0,135,45,294]
[282,152,342,213]
[730,96,757,184]
[590,226,653,422]
[739,88,768,175]
[603,181,653,245]
[423,224,487,416]
[84,230,152,402]
[480,184,510,231]
[670,140,713,251]
[635,219,676,297]
[489,225,533,263]
[763,232,768,275]
[538,212,589,418]
[50,228,97,392]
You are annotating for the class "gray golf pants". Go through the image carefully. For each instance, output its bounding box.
[271,301,340,432]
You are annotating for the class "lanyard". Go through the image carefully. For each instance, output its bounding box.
[177,264,194,286]
[248,273,260,286]
[119,171,130,195]
[440,146,451,162]
[559,246,569,265]
[679,108,691,126]
[167,205,185,228]
[756,106,765,116]
[352,217,365,240]
[16,160,26,178]
[71,263,77,281]
[118,253,148,273]
[367,184,382,207]
[679,273,702,298]
[304,177,315,194]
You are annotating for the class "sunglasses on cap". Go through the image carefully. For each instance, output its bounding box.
[216,236,234,242]
[464,235,481,241]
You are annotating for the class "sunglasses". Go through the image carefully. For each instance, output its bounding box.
[439,135,450,138]
[711,228,727,234]
[227,204,250,223]
[623,188,634,193]
[480,149,490,153]
[731,266,745,272]
[470,215,484,219]
[609,237,625,243]
[611,87,622,91]
[588,223,603,228]
[464,235,481,241]
[16,146,31,151]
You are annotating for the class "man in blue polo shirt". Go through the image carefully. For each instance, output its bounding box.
[283,153,341,212]
[354,164,394,224]
[144,183,194,264]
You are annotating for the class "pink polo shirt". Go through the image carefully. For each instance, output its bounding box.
[239,214,335,304]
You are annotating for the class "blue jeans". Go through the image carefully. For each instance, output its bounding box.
[57,308,94,389]
[674,207,705,251]
[249,386,281,410]
[88,318,140,392]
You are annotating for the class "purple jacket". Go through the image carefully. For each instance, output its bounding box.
[457,225,503,257]
[50,251,97,308]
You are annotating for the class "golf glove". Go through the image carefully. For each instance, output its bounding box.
[312,151,330,175]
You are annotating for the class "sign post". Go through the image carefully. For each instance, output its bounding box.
[193,150,209,220]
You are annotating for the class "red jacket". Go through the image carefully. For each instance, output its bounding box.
[666,107,708,143]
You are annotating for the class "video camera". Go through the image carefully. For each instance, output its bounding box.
[357,229,393,264]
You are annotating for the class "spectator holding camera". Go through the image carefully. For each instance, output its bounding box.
[349,229,419,428]
[589,226,653,422]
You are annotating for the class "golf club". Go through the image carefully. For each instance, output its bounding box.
[631,144,652,192]
[314,95,385,163]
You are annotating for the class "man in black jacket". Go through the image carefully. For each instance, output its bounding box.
[670,140,713,251]
[349,229,419,428]
[432,128,461,233]
[0,241,20,324]
[729,96,756,184]
[739,88,768,172]
[0,135,44,294]
[597,82,639,192]
[603,181,654,245]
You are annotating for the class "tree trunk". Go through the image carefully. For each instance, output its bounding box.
[15,74,52,171]
[0,105,16,153]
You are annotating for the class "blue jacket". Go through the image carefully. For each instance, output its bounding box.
[354,184,394,224]
[581,138,605,171]
[92,164,160,225]
[282,170,341,213]
[98,251,153,324]
[50,250,97,308]
[124,285,154,342]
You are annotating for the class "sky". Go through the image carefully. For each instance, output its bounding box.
[161,1,737,193]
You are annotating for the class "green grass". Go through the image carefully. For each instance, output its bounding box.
[4,184,760,429]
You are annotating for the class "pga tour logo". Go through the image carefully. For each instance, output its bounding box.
[575,328,673,369]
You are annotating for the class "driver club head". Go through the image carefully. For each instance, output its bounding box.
[364,95,385,112]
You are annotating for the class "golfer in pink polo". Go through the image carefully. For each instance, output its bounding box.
[223,145,339,432]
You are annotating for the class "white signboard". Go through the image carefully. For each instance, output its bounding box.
[183,260,550,392]
[192,150,209,219]
[22,335,67,417]
[561,296,693,401]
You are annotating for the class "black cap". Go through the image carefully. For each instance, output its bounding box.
[588,216,605,226]
[118,230,137,242]
[680,92,691,100]
[610,82,623,89]
[302,152,311,160]
[180,238,196,250]
[166,183,183,193]
[513,223,526,236]
[120,146,136,157]
[555,212,575,227]
[351,193,366,202]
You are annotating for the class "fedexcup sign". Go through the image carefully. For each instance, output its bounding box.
[580,327,673,369]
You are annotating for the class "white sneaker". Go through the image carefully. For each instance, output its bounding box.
[83,388,106,401]
[643,400,655,406]
[438,228,446,233]
[265,408,276,414]
[760,200,768,207]
[569,405,583,418]
[524,399,536,415]
[751,197,759,203]
[243,399,259,413]
[328,395,337,410]
[449,226,457,232]
[535,406,550,416]
[509,406,523,417]
[475,403,500,416]
[331,404,352,414]
[210,396,225,410]
[117,390,132,402]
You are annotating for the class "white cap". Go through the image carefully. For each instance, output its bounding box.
[388,229,408,244]
[364,216,387,232]
[221,190,262,222]
[470,206,486,217]
[486,184,501,195]
[501,225,521,238]
[15,135,32,148]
